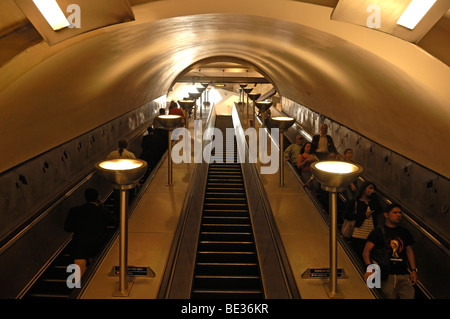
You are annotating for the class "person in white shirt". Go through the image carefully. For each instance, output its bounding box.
[107,139,136,160]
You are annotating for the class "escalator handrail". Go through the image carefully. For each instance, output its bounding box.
[232,105,301,299]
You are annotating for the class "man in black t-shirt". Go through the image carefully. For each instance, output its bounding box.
[363,203,418,299]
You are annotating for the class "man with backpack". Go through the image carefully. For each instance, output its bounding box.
[362,203,418,299]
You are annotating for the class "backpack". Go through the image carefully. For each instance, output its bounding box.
[370,226,391,281]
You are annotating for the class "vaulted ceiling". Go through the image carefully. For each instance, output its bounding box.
[0,0,449,178]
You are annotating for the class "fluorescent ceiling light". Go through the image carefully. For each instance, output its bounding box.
[397,0,437,30]
[33,0,70,31]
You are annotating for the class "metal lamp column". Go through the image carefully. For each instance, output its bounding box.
[310,161,363,297]
[270,117,295,187]
[95,158,147,297]
[188,92,201,120]
[248,92,260,127]
[157,115,183,185]
[255,101,272,128]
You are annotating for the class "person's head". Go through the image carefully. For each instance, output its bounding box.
[384,203,403,226]
[344,148,353,160]
[84,188,99,203]
[169,101,177,109]
[301,142,312,154]
[118,139,128,155]
[295,134,304,145]
[327,152,336,160]
[118,139,128,149]
[159,108,166,115]
[357,181,376,200]
[320,124,328,135]
[147,127,154,134]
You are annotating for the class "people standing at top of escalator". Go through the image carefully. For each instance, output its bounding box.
[343,181,383,260]
[311,123,339,161]
[107,138,136,160]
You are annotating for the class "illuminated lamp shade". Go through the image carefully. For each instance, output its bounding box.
[255,101,272,112]
[311,161,363,192]
[33,0,70,31]
[270,116,295,131]
[158,114,183,130]
[95,159,147,189]
[178,100,195,111]
[248,92,261,101]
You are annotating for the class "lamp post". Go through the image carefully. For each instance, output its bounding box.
[158,114,183,185]
[248,92,260,127]
[178,99,195,129]
[311,161,363,298]
[243,87,252,119]
[95,158,148,297]
[239,84,247,112]
[196,86,206,118]
[188,92,201,120]
[270,116,295,187]
[255,101,272,128]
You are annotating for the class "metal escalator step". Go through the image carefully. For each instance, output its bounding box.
[198,241,255,252]
[200,232,253,241]
[203,203,247,208]
[202,216,249,224]
[206,187,244,192]
[201,224,252,232]
[196,251,257,263]
[204,197,247,204]
[202,209,248,216]
[195,262,259,276]
[193,275,262,290]
[191,289,263,299]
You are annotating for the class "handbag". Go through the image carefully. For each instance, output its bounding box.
[341,201,357,239]
[341,219,355,239]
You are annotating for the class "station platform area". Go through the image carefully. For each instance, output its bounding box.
[80,106,375,299]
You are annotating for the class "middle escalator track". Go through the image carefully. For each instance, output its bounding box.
[191,116,264,299]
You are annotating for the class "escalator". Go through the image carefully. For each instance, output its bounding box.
[191,116,264,298]
[22,195,118,299]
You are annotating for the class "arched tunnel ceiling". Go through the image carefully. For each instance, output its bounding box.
[0,1,449,178]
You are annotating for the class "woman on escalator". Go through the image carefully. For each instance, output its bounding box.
[343,181,383,262]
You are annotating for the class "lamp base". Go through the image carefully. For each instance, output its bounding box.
[320,185,346,193]
[113,280,134,297]
[323,283,344,299]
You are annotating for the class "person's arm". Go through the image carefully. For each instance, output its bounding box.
[406,245,418,285]
[283,145,292,161]
[328,136,338,154]
[297,154,308,169]
[362,241,375,280]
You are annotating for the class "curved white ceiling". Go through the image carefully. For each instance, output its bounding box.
[0,1,449,178]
